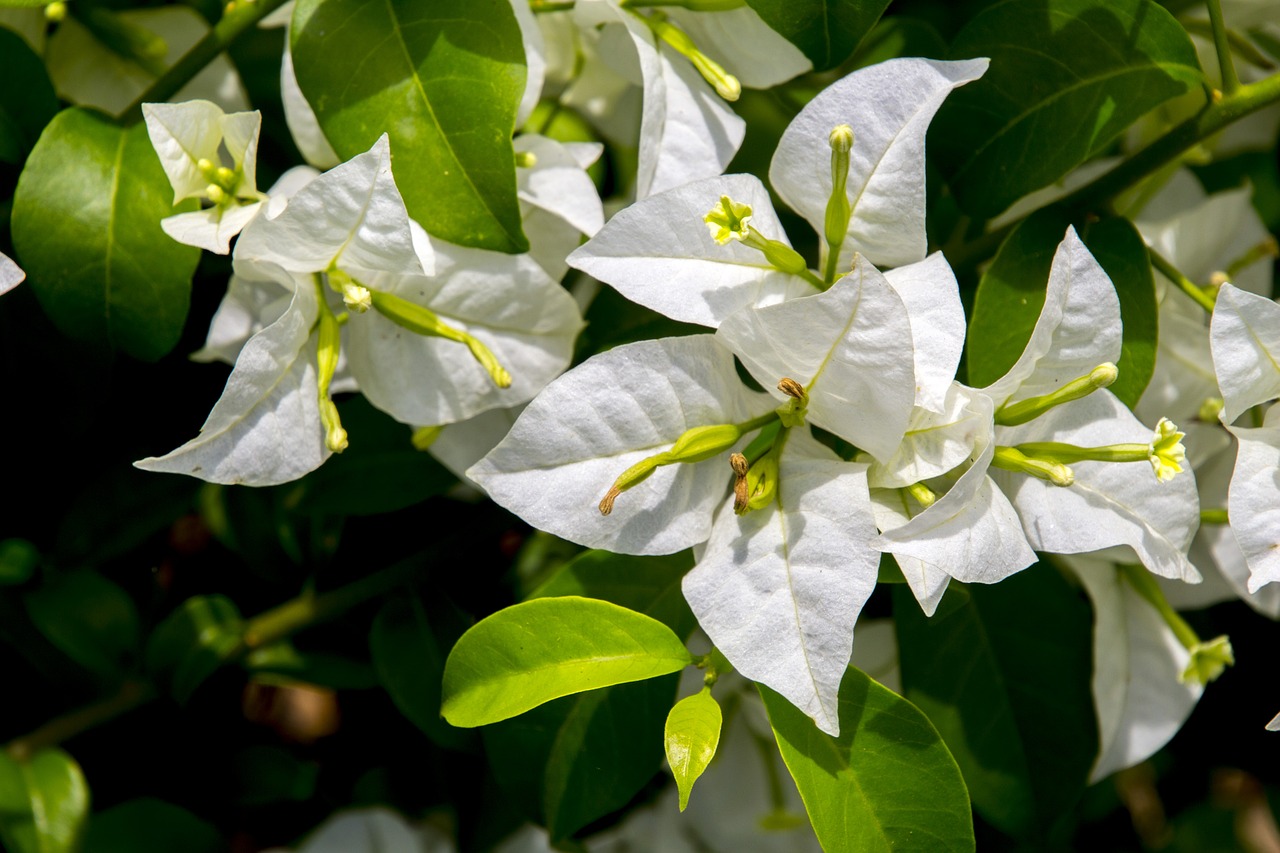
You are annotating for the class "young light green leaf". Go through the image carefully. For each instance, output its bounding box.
[934,0,1203,217]
[11,108,200,360]
[761,667,974,852]
[0,748,89,853]
[743,0,891,71]
[291,0,528,253]
[441,596,693,727]
[665,687,722,811]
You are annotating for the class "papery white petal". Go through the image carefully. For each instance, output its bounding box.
[192,274,292,365]
[161,202,262,255]
[234,136,428,279]
[0,251,25,296]
[264,166,322,218]
[868,494,952,617]
[468,335,772,555]
[348,239,583,425]
[884,253,965,413]
[1068,557,1202,784]
[869,383,988,489]
[1134,302,1217,426]
[135,270,328,485]
[984,228,1123,408]
[280,30,341,170]
[517,134,604,280]
[995,392,1201,581]
[268,807,449,853]
[509,0,546,128]
[1226,412,1280,593]
[568,173,812,327]
[716,256,915,462]
[221,109,262,197]
[429,405,525,486]
[1140,185,1272,293]
[666,6,811,89]
[682,431,878,736]
[1211,283,1280,424]
[143,100,230,203]
[561,45,641,147]
[769,57,987,269]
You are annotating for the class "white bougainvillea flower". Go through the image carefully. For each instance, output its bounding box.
[567,57,987,330]
[515,134,605,280]
[0,250,25,296]
[138,136,582,485]
[144,100,266,254]
[1211,283,1280,592]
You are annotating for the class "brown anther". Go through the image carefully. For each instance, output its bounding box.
[778,377,806,400]
[730,453,750,513]
[599,487,620,516]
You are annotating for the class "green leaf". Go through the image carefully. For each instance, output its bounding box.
[369,593,474,750]
[665,687,722,811]
[0,748,89,853]
[761,667,974,853]
[743,0,891,71]
[852,15,949,68]
[482,675,678,840]
[83,799,223,853]
[56,467,197,565]
[933,0,1203,218]
[231,746,318,807]
[441,596,692,727]
[291,0,529,253]
[893,566,1097,841]
[0,28,56,164]
[24,571,140,682]
[0,540,38,587]
[145,594,243,704]
[244,642,379,690]
[529,549,697,638]
[965,209,1158,407]
[11,107,200,360]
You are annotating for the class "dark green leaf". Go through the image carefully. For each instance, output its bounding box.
[55,466,197,565]
[231,746,318,807]
[965,209,1157,407]
[529,549,697,638]
[0,28,56,164]
[83,799,224,853]
[441,597,692,727]
[369,593,474,750]
[11,107,200,360]
[483,675,678,841]
[0,540,38,587]
[762,667,974,853]
[145,594,243,703]
[893,566,1097,841]
[933,0,1203,218]
[852,15,949,67]
[743,0,891,71]
[291,0,529,252]
[244,642,379,690]
[24,571,140,682]
[0,748,89,853]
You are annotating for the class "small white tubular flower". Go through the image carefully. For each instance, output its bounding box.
[0,250,25,296]
[1149,418,1187,482]
[683,430,880,737]
[716,255,916,462]
[770,57,989,271]
[468,334,774,555]
[515,134,605,281]
[1065,556,1203,784]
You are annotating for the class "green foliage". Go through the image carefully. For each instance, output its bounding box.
[933,0,1203,218]
[665,686,722,811]
[893,566,1098,842]
[965,208,1158,407]
[83,799,223,853]
[145,594,243,704]
[24,571,140,683]
[11,108,200,361]
[762,667,975,852]
[0,540,38,587]
[0,749,89,853]
[291,0,529,253]
[744,0,892,71]
[441,596,693,727]
[0,28,56,165]
[243,642,379,690]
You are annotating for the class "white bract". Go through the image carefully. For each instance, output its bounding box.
[0,251,24,296]
[567,57,988,328]
[515,134,606,280]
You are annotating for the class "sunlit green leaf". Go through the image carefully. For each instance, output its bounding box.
[0,748,89,853]
[145,594,243,704]
[744,0,891,71]
[11,107,200,360]
[665,686,722,811]
[441,596,692,727]
[291,0,528,252]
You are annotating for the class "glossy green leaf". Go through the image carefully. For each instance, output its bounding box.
[483,675,678,840]
[0,748,89,853]
[369,593,473,750]
[83,799,223,853]
[761,667,973,853]
[24,571,140,682]
[145,594,243,704]
[441,596,692,727]
[933,0,1203,218]
[966,209,1158,408]
[665,687,722,811]
[0,540,38,587]
[0,28,56,164]
[11,107,200,360]
[893,566,1097,841]
[291,0,528,253]
[743,0,891,71]
[529,549,697,638]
